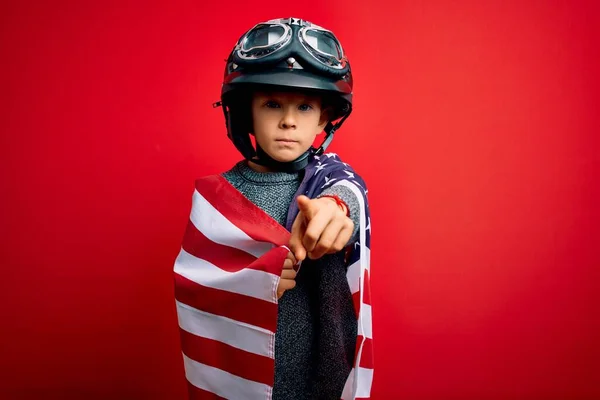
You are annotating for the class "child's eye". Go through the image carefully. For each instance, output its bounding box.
[298,104,313,112]
[265,101,280,108]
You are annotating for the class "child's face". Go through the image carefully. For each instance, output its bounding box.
[251,91,328,163]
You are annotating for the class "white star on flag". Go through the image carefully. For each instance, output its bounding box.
[325,153,337,159]
[315,163,325,174]
[344,170,355,179]
[320,176,337,189]
[366,217,371,232]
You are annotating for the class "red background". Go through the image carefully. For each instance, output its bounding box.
[1,1,599,399]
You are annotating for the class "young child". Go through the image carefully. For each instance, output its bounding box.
[174,17,373,400]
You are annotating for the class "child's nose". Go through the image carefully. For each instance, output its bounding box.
[279,109,297,129]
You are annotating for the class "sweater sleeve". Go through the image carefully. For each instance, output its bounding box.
[317,184,360,244]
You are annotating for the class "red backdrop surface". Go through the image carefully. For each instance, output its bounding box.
[1,1,598,399]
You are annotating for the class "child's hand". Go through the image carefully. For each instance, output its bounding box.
[277,251,298,299]
[289,195,354,262]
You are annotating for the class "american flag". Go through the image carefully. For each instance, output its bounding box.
[173,153,373,399]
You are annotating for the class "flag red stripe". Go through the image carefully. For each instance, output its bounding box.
[245,244,289,276]
[196,175,291,247]
[356,336,374,369]
[187,382,227,400]
[180,330,275,387]
[181,220,258,273]
[352,291,360,318]
[174,274,278,332]
[362,269,372,306]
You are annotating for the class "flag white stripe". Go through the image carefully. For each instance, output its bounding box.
[191,190,274,258]
[334,179,369,298]
[341,367,355,400]
[358,304,373,339]
[333,179,373,399]
[176,301,273,357]
[355,367,374,398]
[341,367,374,400]
[332,180,370,269]
[183,353,271,399]
[174,248,278,303]
[346,247,371,295]
[347,259,361,295]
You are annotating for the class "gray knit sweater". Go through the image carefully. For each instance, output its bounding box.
[222,160,359,400]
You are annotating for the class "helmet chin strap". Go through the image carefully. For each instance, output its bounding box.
[251,144,312,172]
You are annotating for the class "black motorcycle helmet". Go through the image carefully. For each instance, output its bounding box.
[214,17,354,172]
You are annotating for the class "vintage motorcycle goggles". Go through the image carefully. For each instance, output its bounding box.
[230,18,349,76]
